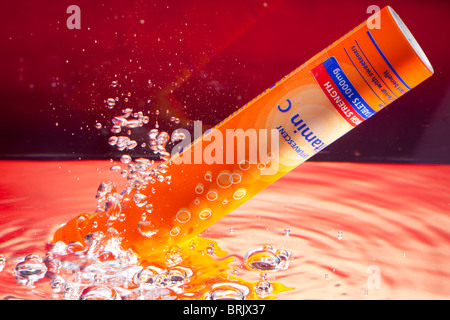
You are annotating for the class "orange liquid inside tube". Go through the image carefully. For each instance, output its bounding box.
[53,6,433,259]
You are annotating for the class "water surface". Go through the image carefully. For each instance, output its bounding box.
[0,160,449,299]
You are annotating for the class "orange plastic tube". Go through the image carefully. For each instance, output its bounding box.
[54,6,433,257]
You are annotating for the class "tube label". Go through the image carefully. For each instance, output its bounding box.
[312,57,376,127]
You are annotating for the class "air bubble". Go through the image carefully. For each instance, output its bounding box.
[257,163,266,170]
[116,136,131,151]
[206,189,218,201]
[79,284,120,300]
[135,267,157,288]
[51,275,66,293]
[105,193,122,217]
[157,131,169,144]
[170,227,180,237]
[216,171,233,188]
[176,208,191,223]
[157,163,169,173]
[204,171,212,182]
[148,128,159,140]
[168,267,191,285]
[171,130,186,142]
[106,98,116,108]
[138,221,158,238]
[125,119,140,128]
[120,154,132,164]
[159,151,171,161]
[95,181,116,201]
[0,255,5,272]
[275,249,291,270]
[199,208,212,220]
[14,254,48,286]
[245,250,280,272]
[206,243,214,255]
[255,279,273,298]
[145,203,154,213]
[110,125,121,134]
[232,188,246,200]
[230,172,242,184]
[108,136,118,146]
[165,246,182,267]
[122,108,133,118]
[126,140,138,150]
[205,283,249,300]
[153,273,169,287]
[244,246,291,272]
[194,183,204,194]
[112,117,127,127]
[238,160,250,171]
[134,157,150,168]
[133,193,148,207]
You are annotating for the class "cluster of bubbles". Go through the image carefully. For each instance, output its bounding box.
[2,82,292,300]
[4,241,290,299]
[244,245,292,298]
[6,239,190,299]
[148,129,171,161]
[106,107,150,152]
[99,88,291,299]
[108,135,138,152]
[97,96,182,223]
[93,158,170,227]
[102,82,184,158]
[48,242,198,300]
[110,108,149,133]
[192,170,248,210]
[90,87,192,246]
[100,89,188,199]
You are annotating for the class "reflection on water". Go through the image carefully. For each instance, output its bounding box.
[0,160,449,299]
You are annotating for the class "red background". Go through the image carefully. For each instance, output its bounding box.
[1,0,449,163]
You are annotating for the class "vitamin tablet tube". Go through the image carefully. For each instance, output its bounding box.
[53,6,433,257]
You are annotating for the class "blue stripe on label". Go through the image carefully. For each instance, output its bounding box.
[366,30,411,91]
[322,56,376,120]
[343,47,387,106]
[354,40,399,98]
